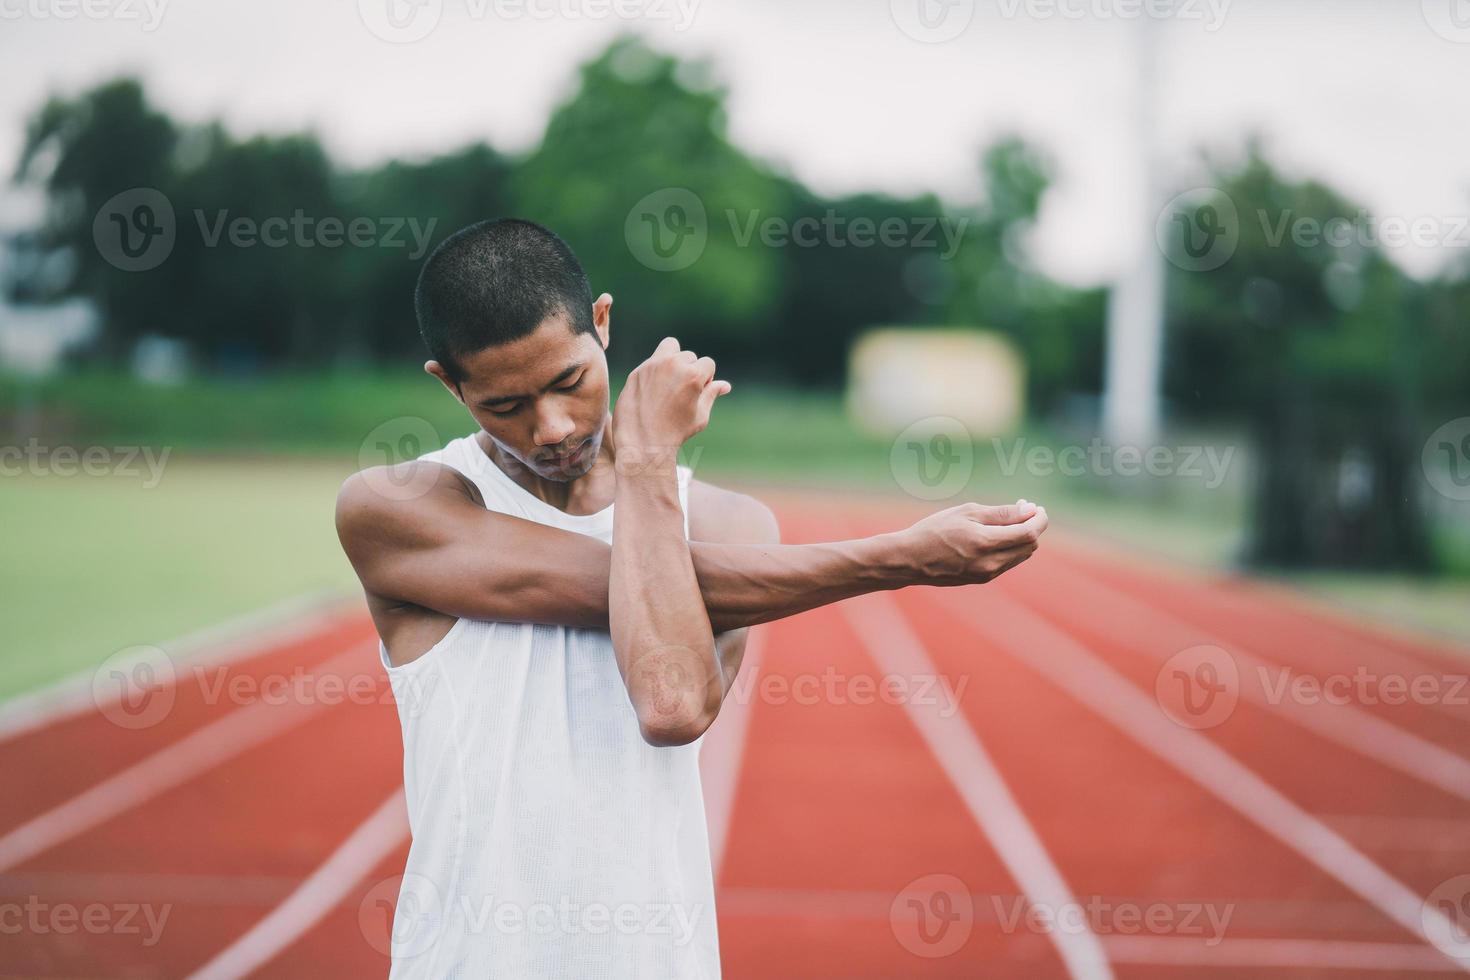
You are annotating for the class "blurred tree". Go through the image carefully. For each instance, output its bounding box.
[509,35,786,371]
[167,127,337,370]
[14,78,177,364]
[336,144,513,365]
[1162,145,1432,570]
[8,51,1097,405]
[764,185,939,385]
[938,137,1107,413]
[1417,266,1470,424]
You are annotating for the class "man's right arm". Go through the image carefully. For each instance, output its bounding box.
[334,460,1046,634]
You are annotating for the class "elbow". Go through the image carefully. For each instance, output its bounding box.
[627,647,721,747]
[637,705,717,747]
[634,683,719,746]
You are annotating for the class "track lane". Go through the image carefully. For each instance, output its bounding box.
[828,504,1470,975]
[0,642,403,979]
[982,551,1470,894]
[715,605,1069,978]
[0,609,376,837]
[926,580,1468,975]
[1052,541,1470,741]
[9,493,1470,978]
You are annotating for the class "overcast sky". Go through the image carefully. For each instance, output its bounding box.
[3,0,1468,285]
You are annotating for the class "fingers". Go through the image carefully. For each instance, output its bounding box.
[664,344,723,393]
[989,507,1049,547]
[696,377,732,419]
[970,500,1039,526]
[656,339,713,379]
[980,510,1048,580]
[1019,507,1049,539]
[647,337,731,424]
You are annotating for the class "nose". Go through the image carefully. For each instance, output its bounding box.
[532,404,576,449]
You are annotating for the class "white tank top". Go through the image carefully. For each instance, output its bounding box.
[379,433,719,980]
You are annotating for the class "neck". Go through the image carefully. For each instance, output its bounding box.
[474,413,615,514]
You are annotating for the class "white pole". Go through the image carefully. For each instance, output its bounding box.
[1102,15,1165,450]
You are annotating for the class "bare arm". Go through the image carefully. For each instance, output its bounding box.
[604,337,772,744]
[336,463,1043,637]
[609,454,715,745]
[338,339,1047,747]
[686,480,782,698]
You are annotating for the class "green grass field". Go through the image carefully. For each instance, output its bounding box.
[3,370,1466,702]
[0,458,360,701]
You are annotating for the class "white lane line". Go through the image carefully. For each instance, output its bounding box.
[1056,545,1470,723]
[1028,562,1470,798]
[1318,814,1470,852]
[839,593,1114,980]
[187,787,409,980]
[1228,574,1470,676]
[713,886,1390,929]
[699,626,769,879]
[940,588,1470,975]
[0,590,357,742]
[1063,533,1470,671]
[1104,935,1464,972]
[0,871,300,905]
[0,644,373,873]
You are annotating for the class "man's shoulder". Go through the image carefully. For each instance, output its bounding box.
[335,459,482,542]
[687,479,780,545]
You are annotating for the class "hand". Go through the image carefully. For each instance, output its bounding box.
[898,499,1049,586]
[612,337,731,465]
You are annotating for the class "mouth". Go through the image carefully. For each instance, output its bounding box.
[544,439,590,469]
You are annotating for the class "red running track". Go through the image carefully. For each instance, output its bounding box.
[4,495,1470,979]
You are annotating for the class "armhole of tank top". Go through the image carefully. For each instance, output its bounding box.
[379,615,471,676]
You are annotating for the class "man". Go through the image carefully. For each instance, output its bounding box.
[335,217,1047,978]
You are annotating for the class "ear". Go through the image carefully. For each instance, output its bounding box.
[592,292,613,351]
[424,360,465,404]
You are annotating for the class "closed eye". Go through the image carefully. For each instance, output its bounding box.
[483,371,585,416]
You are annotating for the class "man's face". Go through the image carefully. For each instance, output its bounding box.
[438,312,611,482]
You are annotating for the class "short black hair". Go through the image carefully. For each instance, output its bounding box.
[414,218,595,382]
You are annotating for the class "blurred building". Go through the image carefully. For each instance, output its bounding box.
[847,327,1024,438]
